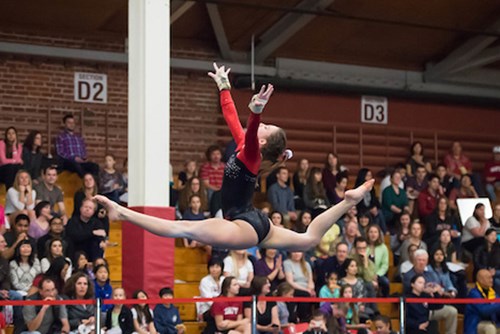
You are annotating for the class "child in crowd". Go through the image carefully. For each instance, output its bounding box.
[154,287,185,334]
[318,271,340,306]
[74,251,95,279]
[374,315,397,334]
[94,264,113,315]
[303,310,328,334]
[132,289,157,334]
[104,287,134,334]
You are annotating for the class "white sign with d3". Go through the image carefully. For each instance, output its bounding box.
[74,72,107,104]
[361,95,388,124]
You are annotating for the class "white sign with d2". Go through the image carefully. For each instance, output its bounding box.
[361,95,388,124]
[74,72,107,104]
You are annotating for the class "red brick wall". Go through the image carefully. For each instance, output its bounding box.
[0,30,222,172]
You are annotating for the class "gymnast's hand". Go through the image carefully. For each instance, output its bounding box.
[208,62,231,91]
[248,84,274,114]
[94,195,122,221]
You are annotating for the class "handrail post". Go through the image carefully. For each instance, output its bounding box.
[399,296,405,334]
[96,298,102,333]
[251,295,257,334]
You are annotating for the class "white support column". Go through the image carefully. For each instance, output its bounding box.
[128,0,170,207]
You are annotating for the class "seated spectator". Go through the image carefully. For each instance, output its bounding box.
[284,251,314,322]
[484,146,500,202]
[63,272,97,334]
[73,173,98,217]
[243,276,280,333]
[337,205,357,232]
[330,172,348,205]
[489,203,500,234]
[436,229,458,263]
[406,141,433,177]
[21,277,70,334]
[200,145,225,199]
[303,309,328,334]
[402,250,458,334]
[154,287,185,334]
[267,167,297,223]
[99,154,125,203]
[315,242,349,291]
[428,248,458,295]
[374,315,398,334]
[224,250,254,293]
[177,177,208,217]
[338,259,374,321]
[40,238,72,280]
[322,153,341,204]
[444,141,472,180]
[5,169,36,221]
[436,163,455,197]
[3,214,37,260]
[269,211,285,229]
[0,127,23,189]
[423,197,460,250]
[464,269,500,333]
[462,203,491,254]
[292,210,312,234]
[303,167,330,219]
[66,199,106,262]
[275,282,295,328]
[9,239,41,296]
[474,228,500,292]
[355,168,386,234]
[381,170,409,232]
[405,165,428,216]
[292,158,309,210]
[254,248,284,293]
[22,130,44,183]
[37,216,68,260]
[198,257,225,319]
[211,276,250,334]
[94,264,113,315]
[357,212,372,238]
[131,289,156,334]
[182,195,210,252]
[398,221,427,266]
[351,237,378,292]
[366,224,390,296]
[176,159,198,190]
[105,287,134,334]
[390,212,411,264]
[449,174,478,211]
[30,256,70,296]
[321,301,348,333]
[417,173,443,221]
[35,165,68,224]
[405,274,444,334]
[332,218,360,253]
[55,114,99,177]
[0,234,23,321]
[400,244,419,278]
[29,201,51,241]
[318,271,340,304]
[380,164,407,202]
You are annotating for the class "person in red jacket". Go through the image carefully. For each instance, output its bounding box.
[417,174,443,220]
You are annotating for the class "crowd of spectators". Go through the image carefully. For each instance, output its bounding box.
[2,114,500,334]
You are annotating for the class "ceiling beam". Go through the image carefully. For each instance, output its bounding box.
[425,18,500,81]
[0,41,499,101]
[443,68,500,88]
[450,46,500,74]
[206,3,233,60]
[255,0,335,63]
[171,0,195,24]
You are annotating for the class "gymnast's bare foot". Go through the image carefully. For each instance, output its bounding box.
[344,179,375,205]
[94,195,124,221]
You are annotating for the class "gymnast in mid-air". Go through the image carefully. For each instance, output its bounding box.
[95,63,374,251]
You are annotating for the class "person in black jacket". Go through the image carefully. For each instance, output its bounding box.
[63,271,97,333]
[405,274,442,334]
[473,228,500,291]
[104,287,134,334]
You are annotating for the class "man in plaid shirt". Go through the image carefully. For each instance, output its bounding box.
[56,114,99,177]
